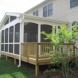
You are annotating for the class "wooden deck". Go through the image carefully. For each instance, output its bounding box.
[21,42,53,65]
[21,42,78,75]
[1,42,78,75]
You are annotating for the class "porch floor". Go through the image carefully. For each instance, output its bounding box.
[22,55,51,65]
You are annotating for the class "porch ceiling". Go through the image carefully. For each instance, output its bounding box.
[24,14,69,26]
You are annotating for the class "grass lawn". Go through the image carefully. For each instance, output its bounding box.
[0,56,32,78]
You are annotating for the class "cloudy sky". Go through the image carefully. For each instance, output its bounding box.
[0,0,44,22]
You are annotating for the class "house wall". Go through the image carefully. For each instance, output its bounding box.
[25,0,78,27]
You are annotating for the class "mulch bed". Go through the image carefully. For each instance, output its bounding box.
[32,66,78,78]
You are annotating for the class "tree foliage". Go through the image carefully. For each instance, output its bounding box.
[41,24,78,78]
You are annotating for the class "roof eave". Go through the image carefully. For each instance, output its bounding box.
[24,0,48,14]
[24,14,69,24]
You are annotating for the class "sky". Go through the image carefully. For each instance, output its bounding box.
[0,0,44,22]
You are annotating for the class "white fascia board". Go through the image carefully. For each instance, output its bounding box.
[0,13,7,25]
[0,12,21,26]
[0,18,22,31]
[6,12,21,17]
[24,14,69,24]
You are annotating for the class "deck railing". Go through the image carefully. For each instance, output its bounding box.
[21,42,77,58]
[21,42,78,76]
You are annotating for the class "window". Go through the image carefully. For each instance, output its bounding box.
[1,30,4,43]
[9,26,13,43]
[15,23,20,42]
[48,3,53,16]
[43,6,47,17]
[36,10,38,16]
[33,12,35,15]
[43,3,53,17]
[1,44,4,51]
[70,0,78,8]
[14,44,19,54]
[72,21,77,26]
[9,44,13,53]
[10,16,16,22]
[5,28,8,43]
[33,10,38,16]
[5,44,8,52]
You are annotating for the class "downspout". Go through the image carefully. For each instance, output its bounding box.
[0,32,1,58]
[18,14,24,67]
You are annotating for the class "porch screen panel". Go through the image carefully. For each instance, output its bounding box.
[15,23,20,42]
[5,44,8,52]
[5,28,8,43]
[1,30,4,43]
[9,26,13,43]
[9,44,13,53]
[14,44,19,54]
[1,44,4,51]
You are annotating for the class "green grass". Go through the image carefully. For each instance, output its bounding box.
[0,56,32,78]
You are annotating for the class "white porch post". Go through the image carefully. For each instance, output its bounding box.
[21,22,24,43]
[38,24,41,55]
[56,26,58,32]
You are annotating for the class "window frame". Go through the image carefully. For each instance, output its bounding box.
[9,26,14,43]
[70,0,78,8]
[15,23,20,42]
[43,3,53,17]
[48,3,53,16]
[5,28,8,43]
[43,6,48,17]
[33,10,38,16]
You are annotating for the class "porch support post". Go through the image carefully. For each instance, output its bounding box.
[6,55,8,60]
[38,24,41,42]
[35,24,41,76]
[56,26,58,33]
[21,22,24,43]
[38,24,41,55]
[14,58,17,65]
[35,65,39,76]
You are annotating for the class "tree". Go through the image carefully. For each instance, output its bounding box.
[41,24,78,78]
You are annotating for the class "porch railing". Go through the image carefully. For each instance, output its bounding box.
[21,42,78,76]
[21,42,76,59]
